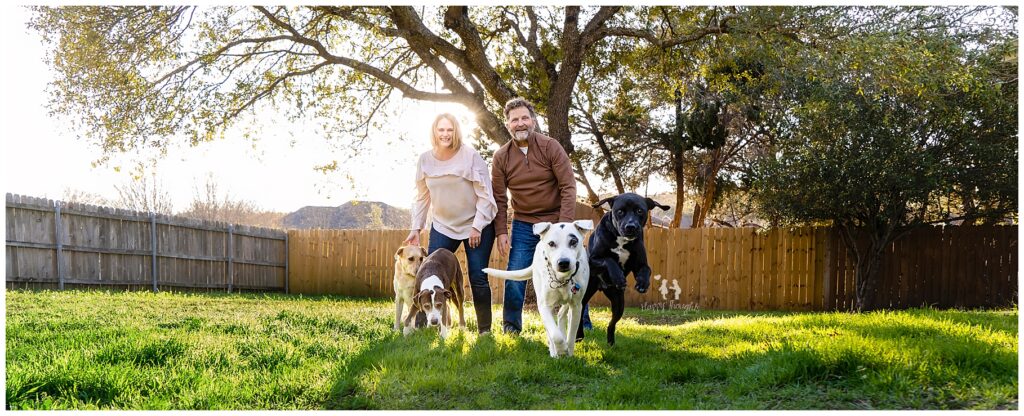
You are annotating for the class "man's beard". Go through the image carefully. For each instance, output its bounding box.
[512,126,532,142]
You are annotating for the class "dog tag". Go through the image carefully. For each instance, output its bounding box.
[571,282,580,294]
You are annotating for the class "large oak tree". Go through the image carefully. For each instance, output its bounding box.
[30,6,738,164]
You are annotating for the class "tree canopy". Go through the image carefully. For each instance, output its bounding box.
[749,7,1017,309]
[30,6,1017,234]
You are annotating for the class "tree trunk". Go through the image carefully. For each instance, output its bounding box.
[691,177,718,228]
[690,148,723,228]
[573,159,601,206]
[853,242,886,312]
[670,157,685,228]
[544,8,586,156]
[593,130,626,194]
[839,222,894,312]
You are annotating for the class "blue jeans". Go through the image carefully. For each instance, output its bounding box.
[503,219,593,332]
[428,222,496,293]
[581,302,592,330]
[502,220,538,332]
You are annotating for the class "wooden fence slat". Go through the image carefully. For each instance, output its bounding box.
[794,228,803,309]
[778,228,789,309]
[731,228,744,309]
[1000,225,1011,306]
[968,226,984,308]
[739,228,752,310]
[994,225,1009,305]
[913,225,929,307]
[811,228,824,311]
[697,228,708,308]
[795,227,807,310]
[798,227,809,310]
[721,228,733,309]
[711,227,723,309]
[720,228,731,309]
[54,201,64,290]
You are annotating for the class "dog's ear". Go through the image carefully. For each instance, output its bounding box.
[440,288,453,300]
[593,195,616,209]
[645,198,670,211]
[414,290,430,309]
[532,222,552,236]
[394,246,405,260]
[573,219,594,232]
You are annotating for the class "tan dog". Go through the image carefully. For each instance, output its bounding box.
[393,245,426,331]
[403,248,465,339]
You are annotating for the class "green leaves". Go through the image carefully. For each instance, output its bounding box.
[751,7,1017,228]
[685,98,726,150]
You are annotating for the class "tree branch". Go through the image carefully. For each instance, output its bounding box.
[581,6,622,48]
[255,6,455,103]
[507,7,557,83]
[596,15,735,48]
[439,6,517,103]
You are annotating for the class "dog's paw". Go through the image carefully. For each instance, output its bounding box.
[561,341,574,356]
[403,326,414,336]
[610,272,628,289]
[635,280,650,293]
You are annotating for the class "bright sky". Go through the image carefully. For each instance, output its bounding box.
[0,5,675,215]
[0,6,492,213]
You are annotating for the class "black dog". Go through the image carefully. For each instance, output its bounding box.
[576,193,669,345]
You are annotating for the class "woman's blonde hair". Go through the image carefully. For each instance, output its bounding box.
[431,113,463,152]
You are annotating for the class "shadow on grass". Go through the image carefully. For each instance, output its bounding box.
[323,315,759,410]
[322,308,1017,410]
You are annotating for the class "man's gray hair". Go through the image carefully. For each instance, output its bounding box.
[504,97,537,119]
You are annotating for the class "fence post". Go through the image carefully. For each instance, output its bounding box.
[822,227,835,310]
[227,224,234,293]
[54,201,64,290]
[150,212,158,292]
[284,232,289,294]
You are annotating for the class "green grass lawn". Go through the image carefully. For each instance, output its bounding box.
[4,290,1018,409]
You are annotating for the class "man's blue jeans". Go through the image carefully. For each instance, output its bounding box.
[502,220,538,332]
[503,219,594,332]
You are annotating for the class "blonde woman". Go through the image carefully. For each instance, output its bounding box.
[404,113,497,334]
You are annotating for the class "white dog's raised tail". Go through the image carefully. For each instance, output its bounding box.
[482,267,533,281]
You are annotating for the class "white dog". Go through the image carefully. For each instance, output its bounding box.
[483,220,593,357]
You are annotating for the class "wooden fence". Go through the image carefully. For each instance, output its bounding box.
[288,225,1017,311]
[7,193,1016,311]
[5,194,287,292]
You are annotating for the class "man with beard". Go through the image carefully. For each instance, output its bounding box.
[491,97,579,335]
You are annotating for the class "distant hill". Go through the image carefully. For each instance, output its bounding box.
[282,201,410,230]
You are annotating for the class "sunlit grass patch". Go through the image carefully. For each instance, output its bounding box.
[5,289,1017,410]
